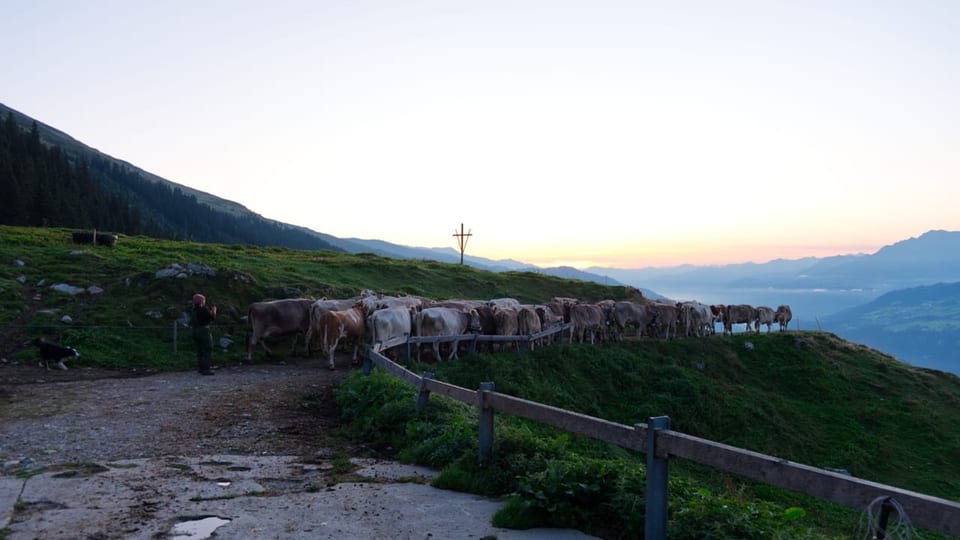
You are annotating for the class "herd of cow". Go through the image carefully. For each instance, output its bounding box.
[244,290,794,369]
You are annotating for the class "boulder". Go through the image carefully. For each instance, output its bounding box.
[87,286,105,295]
[50,283,85,295]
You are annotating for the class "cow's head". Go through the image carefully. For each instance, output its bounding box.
[467,309,482,333]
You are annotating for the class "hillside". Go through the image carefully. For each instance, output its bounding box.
[0,225,637,364]
[822,282,960,374]
[2,225,959,537]
[0,102,342,251]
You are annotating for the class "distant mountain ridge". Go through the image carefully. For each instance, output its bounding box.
[821,281,960,374]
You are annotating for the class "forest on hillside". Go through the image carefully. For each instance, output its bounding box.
[0,111,340,251]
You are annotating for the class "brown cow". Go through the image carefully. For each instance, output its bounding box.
[775,305,793,331]
[493,306,519,352]
[305,298,360,354]
[647,302,680,339]
[317,304,367,370]
[710,305,727,334]
[535,304,564,345]
[723,304,756,335]
[517,305,543,350]
[755,306,776,333]
[610,301,654,340]
[247,298,315,361]
[568,303,607,344]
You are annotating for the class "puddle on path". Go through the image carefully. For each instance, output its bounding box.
[169,516,231,539]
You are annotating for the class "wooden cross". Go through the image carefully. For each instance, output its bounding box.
[453,223,472,265]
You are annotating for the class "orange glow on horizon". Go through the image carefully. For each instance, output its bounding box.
[474,241,884,270]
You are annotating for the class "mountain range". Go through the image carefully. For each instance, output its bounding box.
[2,101,958,374]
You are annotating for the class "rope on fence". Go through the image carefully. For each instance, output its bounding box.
[858,496,915,540]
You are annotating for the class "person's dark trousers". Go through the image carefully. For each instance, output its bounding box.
[194,327,214,374]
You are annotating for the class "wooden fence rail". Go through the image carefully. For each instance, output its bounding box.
[369,323,574,360]
[362,348,960,538]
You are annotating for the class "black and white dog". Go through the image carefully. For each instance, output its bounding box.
[35,339,80,370]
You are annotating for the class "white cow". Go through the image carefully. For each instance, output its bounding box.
[377,295,425,310]
[680,301,714,337]
[415,307,481,362]
[367,306,416,357]
[488,297,521,310]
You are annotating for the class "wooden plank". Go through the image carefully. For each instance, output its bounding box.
[408,334,478,344]
[376,335,408,351]
[475,335,525,343]
[659,430,960,536]
[368,351,421,386]
[487,392,645,451]
[422,378,480,406]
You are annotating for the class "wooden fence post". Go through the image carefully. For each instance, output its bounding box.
[645,416,671,540]
[363,346,373,375]
[417,372,435,411]
[478,381,495,463]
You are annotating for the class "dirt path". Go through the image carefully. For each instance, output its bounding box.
[0,356,354,471]
[0,356,599,539]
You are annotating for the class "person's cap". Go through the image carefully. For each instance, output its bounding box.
[193,293,206,305]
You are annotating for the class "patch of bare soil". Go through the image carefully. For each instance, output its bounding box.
[0,354,366,472]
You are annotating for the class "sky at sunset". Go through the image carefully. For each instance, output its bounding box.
[3,1,958,268]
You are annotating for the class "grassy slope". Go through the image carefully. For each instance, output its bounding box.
[3,225,959,534]
[405,336,960,502]
[0,225,634,366]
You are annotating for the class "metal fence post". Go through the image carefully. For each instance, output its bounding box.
[645,416,671,540]
[478,381,495,463]
[417,372,435,411]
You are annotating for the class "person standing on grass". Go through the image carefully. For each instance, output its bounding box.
[191,293,217,375]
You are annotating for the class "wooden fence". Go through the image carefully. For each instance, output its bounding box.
[372,322,574,360]
[361,348,960,539]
